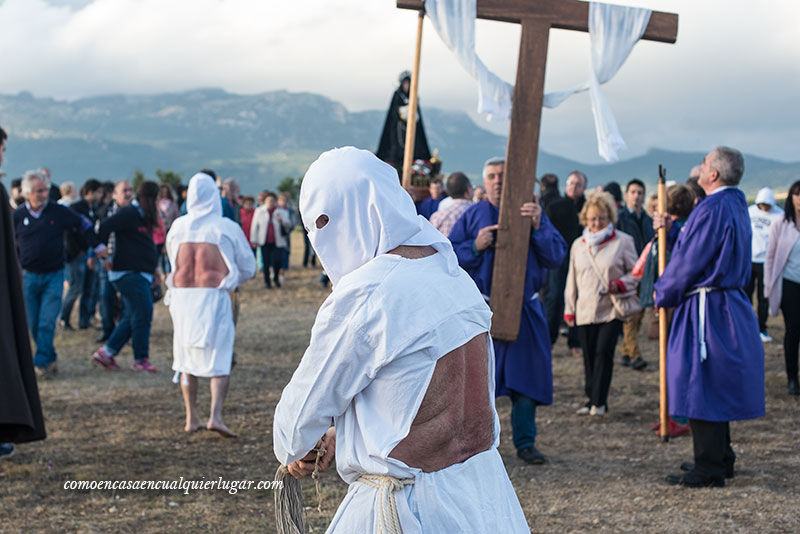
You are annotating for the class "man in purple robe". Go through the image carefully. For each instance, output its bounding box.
[655,146,765,488]
[449,157,568,465]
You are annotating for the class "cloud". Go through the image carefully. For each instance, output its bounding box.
[0,0,798,162]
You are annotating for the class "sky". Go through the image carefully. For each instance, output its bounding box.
[1,0,798,164]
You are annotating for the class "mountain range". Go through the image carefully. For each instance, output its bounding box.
[1,88,797,197]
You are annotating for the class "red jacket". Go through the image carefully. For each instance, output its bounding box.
[240,208,255,243]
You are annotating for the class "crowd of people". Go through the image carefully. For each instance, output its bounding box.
[2,119,799,528]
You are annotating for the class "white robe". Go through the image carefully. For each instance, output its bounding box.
[165,174,256,378]
[273,251,529,533]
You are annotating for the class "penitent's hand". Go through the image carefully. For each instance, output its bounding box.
[474,224,498,252]
[286,427,336,479]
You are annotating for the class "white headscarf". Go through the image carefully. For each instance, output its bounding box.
[185,172,222,226]
[300,147,460,286]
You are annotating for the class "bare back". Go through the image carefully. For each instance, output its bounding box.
[389,334,494,472]
[172,242,229,288]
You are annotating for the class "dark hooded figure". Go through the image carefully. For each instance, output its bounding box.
[376,70,432,170]
[0,181,47,447]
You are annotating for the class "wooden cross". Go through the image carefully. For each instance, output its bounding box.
[398,0,677,341]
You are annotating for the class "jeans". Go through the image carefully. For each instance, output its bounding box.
[510,391,538,450]
[97,266,117,337]
[80,263,98,328]
[60,253,86,325]
[23,269,64,368]
[106,273,153,361]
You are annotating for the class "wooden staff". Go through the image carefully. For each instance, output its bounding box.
[401,10,424,190]
[657,165,669,442]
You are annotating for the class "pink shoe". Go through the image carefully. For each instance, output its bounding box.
[131,358,157,373]
[92,348,118,370]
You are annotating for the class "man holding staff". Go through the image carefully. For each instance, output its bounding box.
[273,148,528,532]
[654,147,765,488]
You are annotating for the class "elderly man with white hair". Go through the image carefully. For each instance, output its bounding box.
[13,170,107,376]
[165,173,255,437]
[273,147,529,533]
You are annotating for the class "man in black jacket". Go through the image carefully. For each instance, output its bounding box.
[615,178,654,370]
[60,179,103,330]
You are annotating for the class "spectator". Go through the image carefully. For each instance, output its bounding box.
[277,192,296,278]
[298,210,317,268]
[239,196,256,254]
[60,179,104,330]
[157,184,179,274]
[221,177,241,224]
[472,185,487,203]
[250,192,290,288]
[615,178,655,370]
[604,181,623,209]
[9,178,24,209]
[539,173,560,212]
[174,184,188,212]
[13,171,106,376]
[764,180,800,396]
[430,171,473,237]
[58,182,79,206]
[564,191,639,415]
[544,170,587,357]
[91,181,160,373]
[747,187,783,342]
[645,193,658,218]
[415,177,446,220]
[92,180,133,343]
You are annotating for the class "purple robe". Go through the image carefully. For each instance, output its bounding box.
[415,196,444,220]
[449,201,568,404]
[654,188,765,422]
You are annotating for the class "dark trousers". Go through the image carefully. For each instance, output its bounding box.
[689,419,735,479]
[302,231,316,267]
[746,262,768,332]
[578,320,622,408]
[781,278,800,382]
[510,392,538,450]
[544,257,580,348]
[80,264,97,328]
[60,253,86,325]
[261,243,282,287]
[97,265,117,337]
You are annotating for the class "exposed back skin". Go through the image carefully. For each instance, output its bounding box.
[172,242,229,288]
[386,246,494,472]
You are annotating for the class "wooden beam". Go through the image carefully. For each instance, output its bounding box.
[490,17,549,341]
[397,0,678,43]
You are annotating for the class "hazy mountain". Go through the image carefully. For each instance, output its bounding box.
[1,89,796,197]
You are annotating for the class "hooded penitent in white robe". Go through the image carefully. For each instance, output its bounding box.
[273,148,529,533]
[165,173,256,378]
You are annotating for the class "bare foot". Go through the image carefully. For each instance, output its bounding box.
[185,420,205,433]
[207,421,238,438]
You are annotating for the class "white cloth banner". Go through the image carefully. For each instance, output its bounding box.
[424,0,513,121]
[424,0,651,162]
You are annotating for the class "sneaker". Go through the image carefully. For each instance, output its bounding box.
[590,405,606,416]
[631,357,648,371]
[760,331,772,343]
[576,406,591,415]
[91,348,118,370]
[132,359,157,373]
[621,355,631,367]
[0,443,14,460]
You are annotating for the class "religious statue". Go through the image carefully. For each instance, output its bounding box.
[376,70,431,171]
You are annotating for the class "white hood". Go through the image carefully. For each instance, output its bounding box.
[299,147,460,286]
[185,172,222,225]
[754,187,777,208]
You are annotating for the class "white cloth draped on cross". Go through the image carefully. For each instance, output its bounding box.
[424,0,652,162]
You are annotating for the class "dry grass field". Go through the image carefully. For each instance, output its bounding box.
[1,237,798,533]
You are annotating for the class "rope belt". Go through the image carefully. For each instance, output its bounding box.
[685,286,720,362]
[356,474,415,534]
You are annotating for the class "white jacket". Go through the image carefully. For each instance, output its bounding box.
[250,205,290,248]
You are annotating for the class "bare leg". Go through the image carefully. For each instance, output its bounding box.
[207,375,237,437]
[181,373,204,432]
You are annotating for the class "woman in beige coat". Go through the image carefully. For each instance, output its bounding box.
[564,192,639,415]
